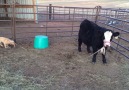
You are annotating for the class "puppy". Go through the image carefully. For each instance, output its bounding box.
[0,37,15,48]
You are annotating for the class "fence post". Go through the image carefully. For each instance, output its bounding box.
[53,6,54,20]
[12,0,16,42]
[71,8,75,36]
[94,6,101,23]
[69,8,71,20]
[49,4,52,20]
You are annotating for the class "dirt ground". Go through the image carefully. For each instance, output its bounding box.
[0,1,129,89]
[0,36,129,90]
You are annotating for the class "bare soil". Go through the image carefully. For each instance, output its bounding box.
[0,36,129,90]
[0,0,129,89]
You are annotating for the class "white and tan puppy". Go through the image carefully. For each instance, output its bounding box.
[0,37,15,48]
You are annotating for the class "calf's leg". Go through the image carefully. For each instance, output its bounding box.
[102,54,107,63]
[92,53,98,63]
[92,47,98,63]
[101,48,107,63]
[78,38,82,52]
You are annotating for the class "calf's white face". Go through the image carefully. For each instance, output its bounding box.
[104,31,112,47]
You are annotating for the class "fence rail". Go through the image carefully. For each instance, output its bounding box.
[0,4,129,59]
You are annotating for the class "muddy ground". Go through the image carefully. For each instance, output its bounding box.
[0,37,129,90]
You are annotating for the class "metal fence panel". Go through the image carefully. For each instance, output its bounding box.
[0,4,128,59]
[97,8,129,59]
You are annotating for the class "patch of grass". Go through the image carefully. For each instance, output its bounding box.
[0,68,44,90]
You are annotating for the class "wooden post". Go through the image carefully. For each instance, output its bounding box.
[95,6,101,23]
[33,0,37,23]
[12,0,16,42]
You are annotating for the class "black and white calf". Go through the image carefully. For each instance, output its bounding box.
[78,19,120,63]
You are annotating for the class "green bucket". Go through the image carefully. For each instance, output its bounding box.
[34,35,49,49]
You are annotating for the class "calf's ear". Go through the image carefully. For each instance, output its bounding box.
[113,32,120,39]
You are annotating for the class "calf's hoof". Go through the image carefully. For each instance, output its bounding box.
[92,59,96,63]
[102,60,107,64]
[103,61,107,64]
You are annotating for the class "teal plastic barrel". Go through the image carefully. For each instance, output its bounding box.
[34,35,49,49]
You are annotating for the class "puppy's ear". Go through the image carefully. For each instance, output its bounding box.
[113,32,120,39]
